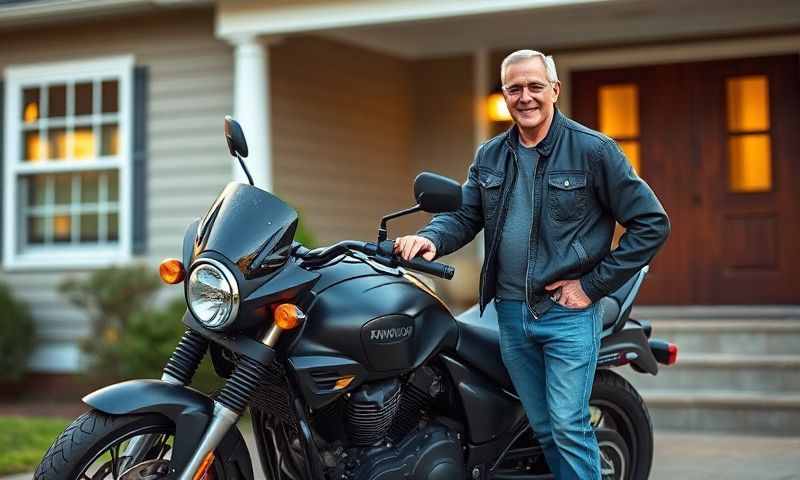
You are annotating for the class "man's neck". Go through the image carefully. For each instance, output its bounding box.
[517,110,555,148]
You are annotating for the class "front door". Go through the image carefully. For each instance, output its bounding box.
[572,54,800,304]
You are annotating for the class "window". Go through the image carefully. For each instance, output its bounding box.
[598,84,641,174]
[3,56,133,268]
[726,75,772,192]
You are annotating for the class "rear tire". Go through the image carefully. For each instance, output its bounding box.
[591,369,654,480]
[34,410,223,480]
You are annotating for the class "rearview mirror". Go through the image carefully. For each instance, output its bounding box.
[224,115,249,158]
[414,172,461,213]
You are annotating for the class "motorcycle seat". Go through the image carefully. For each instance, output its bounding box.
[453,267,648,391]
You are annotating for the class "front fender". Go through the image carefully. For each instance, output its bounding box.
[83,379,253,480]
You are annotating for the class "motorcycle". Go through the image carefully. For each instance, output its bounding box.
[35,116,678,480]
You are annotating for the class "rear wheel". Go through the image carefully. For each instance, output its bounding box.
[590,369,654,480]
[34,410,224,480]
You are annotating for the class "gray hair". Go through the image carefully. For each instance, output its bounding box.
[500,50,559,85]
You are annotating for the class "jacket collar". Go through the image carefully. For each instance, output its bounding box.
[505,107,564,157]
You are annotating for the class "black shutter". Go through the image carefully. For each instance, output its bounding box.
[0,81,4,261]
[132,66,148,255]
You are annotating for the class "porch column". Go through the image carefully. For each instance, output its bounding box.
[231,35,272,191]
[473,48,490,260]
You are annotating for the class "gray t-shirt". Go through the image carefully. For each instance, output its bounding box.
[495,143,539,301]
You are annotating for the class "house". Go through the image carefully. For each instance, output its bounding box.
[1,0,799,432]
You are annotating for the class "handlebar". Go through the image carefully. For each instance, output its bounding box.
[294,240,455,280]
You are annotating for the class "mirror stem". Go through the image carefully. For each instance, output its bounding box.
[237,153,255,186]
[378,204,421,243]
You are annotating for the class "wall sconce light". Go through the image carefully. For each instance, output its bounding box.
[487,85,511,122]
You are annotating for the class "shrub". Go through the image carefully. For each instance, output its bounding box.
[118,299,221,392]
[59,265,161,378]
[0,282,36,382]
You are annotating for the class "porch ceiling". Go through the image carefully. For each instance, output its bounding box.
[314,0,800,58]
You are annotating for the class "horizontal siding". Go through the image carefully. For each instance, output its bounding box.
[271,36,419,245]
[0,9,233,369]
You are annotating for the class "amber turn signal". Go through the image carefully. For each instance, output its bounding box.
[273,303,305,330]
[159,258,186,284]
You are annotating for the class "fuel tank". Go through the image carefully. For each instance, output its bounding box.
[289,256,459,407]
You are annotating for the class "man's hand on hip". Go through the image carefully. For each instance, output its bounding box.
[546,279,592,308]
[394,235,437,262]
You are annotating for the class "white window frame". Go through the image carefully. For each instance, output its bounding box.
[3,55,134,270]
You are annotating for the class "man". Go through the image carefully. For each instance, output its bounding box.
[394,50,669,479]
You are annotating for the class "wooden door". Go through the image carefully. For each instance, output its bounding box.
[571,54,800,304]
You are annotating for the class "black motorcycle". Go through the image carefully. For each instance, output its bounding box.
[36,117,678,480]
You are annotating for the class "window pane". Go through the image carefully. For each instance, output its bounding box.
[599,84,639,138]
[47,127,67,160]
[729,134,772,192]
[75,82,93,116]
[80,213,99,243]
[53,214,71,243]
[107,171,119,202]
[101,123,119,156]
[101,80,118,113]
[73,126,95,159]
[54,174,72,205]
[726,76,769,132]
[48,84,67,118]
[22,87,40,124]
[27,175,47,207]
[81,172,99,203]
[23,131,42,162]
[107,212,119,242]
[27,216,46,244]
[618,140,641,175]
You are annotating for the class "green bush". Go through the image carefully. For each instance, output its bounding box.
[0,282,36,382]
[118,299,221,392]
[294,215,316,248]
[60,265,161,379]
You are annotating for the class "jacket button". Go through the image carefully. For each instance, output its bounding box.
[564,180,570,187]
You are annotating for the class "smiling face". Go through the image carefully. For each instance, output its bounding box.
[502,57,561,136]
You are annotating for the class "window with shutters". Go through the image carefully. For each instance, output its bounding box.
[3,56,134,268]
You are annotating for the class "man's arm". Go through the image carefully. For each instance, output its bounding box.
[579,139,671,302]
[415,146,486,258]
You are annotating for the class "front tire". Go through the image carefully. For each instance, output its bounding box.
[590,369,654,480]
[34,410,222,480]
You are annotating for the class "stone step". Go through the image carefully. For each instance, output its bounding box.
[631,305,800,320]
[637,390,800,435]
[642,320,800,355]
[616,354,800,393]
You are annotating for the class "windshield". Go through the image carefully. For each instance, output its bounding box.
[194,182,298,278]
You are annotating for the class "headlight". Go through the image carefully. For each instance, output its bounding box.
[187,259,239,330]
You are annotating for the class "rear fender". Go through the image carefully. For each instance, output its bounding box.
[83,379,253,480]
[598,323,659,375]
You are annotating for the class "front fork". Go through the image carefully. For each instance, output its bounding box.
[123,323,287,480]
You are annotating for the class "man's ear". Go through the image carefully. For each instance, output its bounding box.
[552,80,562,103]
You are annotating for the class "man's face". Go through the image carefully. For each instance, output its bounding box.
[502,58,560,131]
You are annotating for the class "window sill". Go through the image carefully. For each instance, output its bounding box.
[2,247,133,271]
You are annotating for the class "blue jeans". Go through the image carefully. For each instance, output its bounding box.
[495,298,602,480]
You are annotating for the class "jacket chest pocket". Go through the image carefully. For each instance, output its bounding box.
[548,171,588,222]
[478,168,505,218]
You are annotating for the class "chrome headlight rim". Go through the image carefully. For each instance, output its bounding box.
[186,257,240,330]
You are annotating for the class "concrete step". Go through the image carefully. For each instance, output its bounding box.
[643,319,800,355]
[617,354,800,393]
[637,390,800,436]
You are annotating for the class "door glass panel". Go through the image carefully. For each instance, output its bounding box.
[22,88,40,124]
[728,134,772,192]
[47,127,67,160]
[75,82,94,116]
[599,84,639,138]
[726,76,769,132]
[48,84,67,118]
[73,126,95,159]
[23,131,42,162]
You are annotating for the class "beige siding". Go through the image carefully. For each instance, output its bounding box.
[271,36,420,245]
[0,9,233,371]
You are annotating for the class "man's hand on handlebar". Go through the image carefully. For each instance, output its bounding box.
[394,235,437,262]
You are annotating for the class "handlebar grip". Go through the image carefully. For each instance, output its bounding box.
[399,256,455,280]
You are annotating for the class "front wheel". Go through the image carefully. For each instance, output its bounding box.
[34,410,225,480]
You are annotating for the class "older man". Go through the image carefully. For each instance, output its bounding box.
[395,50,669,479]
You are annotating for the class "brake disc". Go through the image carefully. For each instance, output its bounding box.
[119,459,171,480]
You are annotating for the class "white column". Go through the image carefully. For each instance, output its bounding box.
[231,35,272,191]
